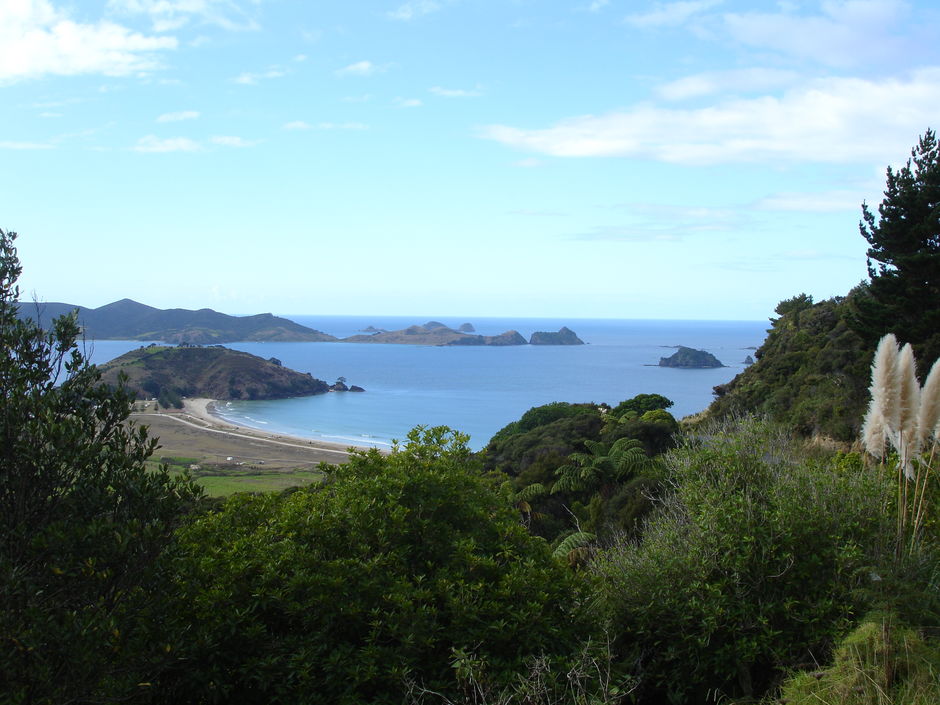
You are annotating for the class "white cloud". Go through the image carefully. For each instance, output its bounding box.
[587,0,610,12]
[0,0,176,84]
[387,1,441,21]
[394,97,422,108]
[156,110,200,122]
[234,68,285,84]
[625,0,724,28]
[107,0,260,32]
[210,135,258,147]
[336,60,382,77]
[512,158,544,168]
[430,85,483,97]
[133,135,201,152]
[480,68,940,165]
[723,0,911,68]
[283,120,312,130]
[0,140,54,150]
[571,226,684,242]
[656,68,800,100]
[293,54,307,62]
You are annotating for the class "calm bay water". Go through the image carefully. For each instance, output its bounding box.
[87,316,768,451]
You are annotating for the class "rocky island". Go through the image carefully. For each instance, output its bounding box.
[342,321,528,346]
[529,326,584,345]
[659,346,724,368]
[99,345,360,401]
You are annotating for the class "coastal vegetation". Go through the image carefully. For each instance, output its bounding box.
[98,345,341,401]
[3,132,939,704]
[657,346,723,368]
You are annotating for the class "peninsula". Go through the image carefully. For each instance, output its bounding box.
[99,345,356,401]
[16,298,336,344]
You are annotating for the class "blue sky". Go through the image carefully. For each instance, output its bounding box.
[2,0,939,320]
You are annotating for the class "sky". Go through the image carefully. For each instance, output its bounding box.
[2,0,939,320]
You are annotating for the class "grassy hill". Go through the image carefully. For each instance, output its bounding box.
[99,345,330,401]
[16,298,336,343]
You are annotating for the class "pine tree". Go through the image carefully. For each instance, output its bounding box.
[852,129,940,370]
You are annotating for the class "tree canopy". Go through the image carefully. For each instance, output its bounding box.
[853,129,940,368]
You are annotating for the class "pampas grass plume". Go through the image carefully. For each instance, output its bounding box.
[897,343,922,478]
[868,333,901,441]
[862,403,888,459]
[917,357,940,444]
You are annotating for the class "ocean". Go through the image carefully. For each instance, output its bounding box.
[86,316,768,451]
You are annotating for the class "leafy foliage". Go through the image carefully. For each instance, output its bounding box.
[595,419,893,703]
[851,129,940,369]
[159,427,595,705]
[0,229,202,704]
[710,294,869,440]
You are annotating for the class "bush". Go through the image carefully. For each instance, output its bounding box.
[594,419,893,703]
[159,427,596,705]
[0,229,202,704]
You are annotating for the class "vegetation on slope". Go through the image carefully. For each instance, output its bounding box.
[98,345,331,400]
[15,297,337,344]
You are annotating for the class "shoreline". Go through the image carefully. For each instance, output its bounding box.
[179,398,357,457]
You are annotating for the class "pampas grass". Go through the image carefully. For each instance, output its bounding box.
[861,335,938,553]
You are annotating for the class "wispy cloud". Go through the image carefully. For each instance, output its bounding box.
[387,1,441,21]
[156,110,200,122]
[394,97,422,108]
[0,140,54,150]
[755,190,862,213]
[107,0,261,32]
[133,135,201,152]
[0,0,176,84]
[335,60,384,77]
[210,135,258,147]
[656,68,800,101]
[234,68,285,85]
[480,68,940,165]
[430,85,483,97]
[570,225,684,243]
[723,0,911,69]
[625,0,724,29]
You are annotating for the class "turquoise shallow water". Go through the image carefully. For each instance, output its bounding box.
[88,316,768,451]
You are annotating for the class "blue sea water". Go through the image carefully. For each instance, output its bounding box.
[87,316,768,451]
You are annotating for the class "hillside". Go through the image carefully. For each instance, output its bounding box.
[16,298,337,344]
[708,293,870,440]
[98,345,332,401]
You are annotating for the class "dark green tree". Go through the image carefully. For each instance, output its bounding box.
[852,129,940,368]
[0,228,202,704]
[158,426,595,705]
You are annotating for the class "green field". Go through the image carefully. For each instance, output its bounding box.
[153,457,325,496]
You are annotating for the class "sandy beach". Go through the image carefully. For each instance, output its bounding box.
[129,398,355,472]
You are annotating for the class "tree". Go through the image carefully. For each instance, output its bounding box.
[158,427,594,704]
[0,228,202,704]
[852,129,940,368]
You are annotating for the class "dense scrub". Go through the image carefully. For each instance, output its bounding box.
[710,293,870,441]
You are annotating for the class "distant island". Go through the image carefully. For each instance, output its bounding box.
[529,326,584,345]
[342,321,584,346]
[16,300,586,347]
[659,346,724,368]
[99,345,359,402]
[16,298,336,344]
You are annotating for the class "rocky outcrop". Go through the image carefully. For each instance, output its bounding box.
[658,346,724,368]
[529,327,584,345]
[458,323,475,332]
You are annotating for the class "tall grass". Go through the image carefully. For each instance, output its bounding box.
[862,335,940,553]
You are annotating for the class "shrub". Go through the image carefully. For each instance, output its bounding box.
[594,419,893,703]
[159,427,596,705]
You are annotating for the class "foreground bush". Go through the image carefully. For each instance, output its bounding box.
[594,419,893,704]
[158,427,596,705]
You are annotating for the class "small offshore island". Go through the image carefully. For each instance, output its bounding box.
[658,346,725,368]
